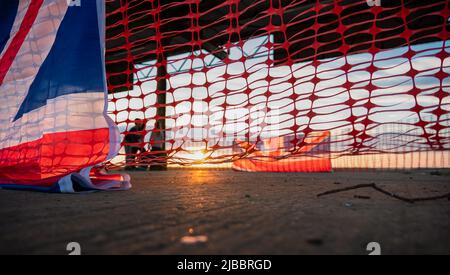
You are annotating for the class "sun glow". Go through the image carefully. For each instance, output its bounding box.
[169,148,233,168]
[185,150,209,162]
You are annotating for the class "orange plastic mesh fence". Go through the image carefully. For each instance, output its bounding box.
[104,0,450,169]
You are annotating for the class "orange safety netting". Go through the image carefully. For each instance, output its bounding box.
[104,0,450,170]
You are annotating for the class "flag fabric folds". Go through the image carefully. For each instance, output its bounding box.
[233,132,332,173]
[0,0,130,192]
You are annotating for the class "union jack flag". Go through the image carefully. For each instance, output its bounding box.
[0,0,130,192]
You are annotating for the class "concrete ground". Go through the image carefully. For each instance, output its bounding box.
[0,169,449,255]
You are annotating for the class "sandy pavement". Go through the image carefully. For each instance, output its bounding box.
[0,169,449,255]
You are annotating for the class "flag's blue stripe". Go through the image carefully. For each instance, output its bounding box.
[14,0,105,121]
[0,183,61,193]
[0,0,19,55]
[0,173,99,193]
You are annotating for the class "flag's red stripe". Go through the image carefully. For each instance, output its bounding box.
[233,158,332,173]
[0,128,110,186]
[0,0,44,86]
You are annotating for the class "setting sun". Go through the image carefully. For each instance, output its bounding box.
[185,150,209,162]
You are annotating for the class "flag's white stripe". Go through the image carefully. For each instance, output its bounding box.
[58,174,76,193]
[0,0,31,60]
[0,92,109,150]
